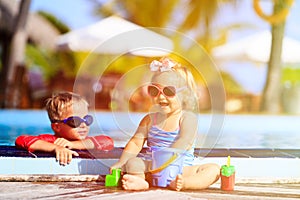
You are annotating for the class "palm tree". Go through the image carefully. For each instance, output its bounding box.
[258,0,291,113]
[0,0,31,108]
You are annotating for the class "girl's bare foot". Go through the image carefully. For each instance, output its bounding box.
[169,174,184,191]
[122,174,149,190]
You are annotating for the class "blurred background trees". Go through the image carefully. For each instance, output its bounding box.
[0,0,298,114]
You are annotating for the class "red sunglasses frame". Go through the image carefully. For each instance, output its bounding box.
[147,85,186,98]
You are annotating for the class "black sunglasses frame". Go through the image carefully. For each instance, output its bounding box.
[51,115,93,128]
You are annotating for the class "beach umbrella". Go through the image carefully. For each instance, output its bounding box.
[212,30,300,64]
[56,16,173,57]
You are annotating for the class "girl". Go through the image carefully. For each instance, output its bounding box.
[110,57,220,191]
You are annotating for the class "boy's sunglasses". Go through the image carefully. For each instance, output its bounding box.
[51,115,93,128]
[147,85,186,98]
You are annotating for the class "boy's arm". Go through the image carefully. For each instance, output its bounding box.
[65,139,94,150]
[171,112,198,150]
[15,135,78,165]
[15,134,56,152]
[30,139,61,152]
[30,140,79,165]
[66,135,114,150]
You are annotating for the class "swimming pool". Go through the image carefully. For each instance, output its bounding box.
[1,110,300,179]
[1,109,300,149]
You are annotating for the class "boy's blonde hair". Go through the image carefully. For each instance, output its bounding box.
[45,91,89,122]
[151,57,199,112]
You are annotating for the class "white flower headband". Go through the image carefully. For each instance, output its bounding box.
[150,58,177,72]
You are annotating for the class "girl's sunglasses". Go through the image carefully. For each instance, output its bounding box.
[147,85,186,98]
[51,115,93,128]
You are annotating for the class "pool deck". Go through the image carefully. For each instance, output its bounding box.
[0,179,299,199]
[1,146,300,199]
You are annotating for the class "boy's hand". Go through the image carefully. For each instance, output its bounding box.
[54,146,79,166]
[54,138,73,149]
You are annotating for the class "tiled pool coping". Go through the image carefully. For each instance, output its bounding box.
[2,146,300,159]
[1,146,300,182]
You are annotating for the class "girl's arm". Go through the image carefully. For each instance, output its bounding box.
[171,111,198,150]
[110,115,150,169]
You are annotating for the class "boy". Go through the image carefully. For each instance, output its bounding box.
[15,91,114,165]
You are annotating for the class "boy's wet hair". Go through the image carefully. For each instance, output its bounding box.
[45,91,89,122]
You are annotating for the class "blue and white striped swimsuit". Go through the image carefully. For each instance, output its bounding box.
[146,124,194,166]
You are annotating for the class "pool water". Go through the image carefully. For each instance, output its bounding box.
[1,110,300,149]
[0,110,144,147]
[0,110,51,146]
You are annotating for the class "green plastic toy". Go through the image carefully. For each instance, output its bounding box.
[105,168,121,187]
[221,156,235,177]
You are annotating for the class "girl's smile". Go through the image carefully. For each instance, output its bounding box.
[149,72,186,115]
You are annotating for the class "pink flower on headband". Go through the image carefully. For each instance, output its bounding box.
[150,58,176,72]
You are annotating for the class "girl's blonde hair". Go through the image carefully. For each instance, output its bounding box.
[45,91,89,122]
[151,57,199,112]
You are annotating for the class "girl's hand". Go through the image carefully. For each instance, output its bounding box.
[109,162,123,174]
[54,146,79,165]
[54,138,73,149]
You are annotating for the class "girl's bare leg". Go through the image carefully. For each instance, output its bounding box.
[122,157,149,190]
[169,163,220,191]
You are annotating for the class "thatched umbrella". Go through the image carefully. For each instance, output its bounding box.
[26,13,60,49]
[56,16,173,57]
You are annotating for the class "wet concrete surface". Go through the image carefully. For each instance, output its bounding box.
[1,146,300,199]
[0,181,299,200]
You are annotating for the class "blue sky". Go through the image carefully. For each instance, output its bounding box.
[30,0,101,29]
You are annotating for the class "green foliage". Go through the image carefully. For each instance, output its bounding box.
[55,51,78,77]
[282,66,300,84]
[179,0,218,31]
[97,0,178,27]
[220,71,244,94]
[37,11,70,34]
[25,44,59,80]
[25,44,80,80]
